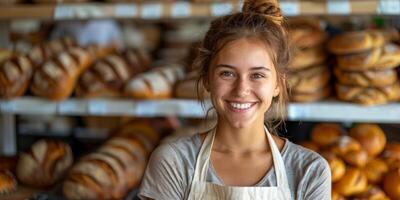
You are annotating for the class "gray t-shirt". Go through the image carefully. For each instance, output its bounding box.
[138,134,331,200]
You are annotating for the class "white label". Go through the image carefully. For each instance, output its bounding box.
[115,4,137,17]
[171,2,191,18]
[377,0,400,14]
[280,1,300,16]
[327,0,351,14]
[0,101,16,113]
[141,3,162,19]
[211,3,233,16]
[88,100,107,115]
[58,101,77,113]
[54,5,75,19]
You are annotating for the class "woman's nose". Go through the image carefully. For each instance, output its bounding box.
[233,77,250,97]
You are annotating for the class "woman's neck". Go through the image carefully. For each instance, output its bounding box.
[213,121,270,154]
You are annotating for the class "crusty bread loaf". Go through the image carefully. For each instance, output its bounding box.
[28,38,76,67]
[328,31,384,55]
[174,70,209,99]
[364,158,388,184]
[63,121,156,200]
[372,43,400,69]
[288,18,327,48]
[354,185,390,200]
[333,168,368,197]
[288,65,331,93]
[16,139,73,188]
[319,152,345,182]
[290,84,331,102]
[311,123,343,147]
[0,170,17,195]
[383,168,400,200]
[334,67,398,87]
[0,55,34,99]
[31,47,92,100]
[124,64,185,99]
[335,82,400,106]
[288,46,327,70]
[336,48,382,70]
[349,124,387,157]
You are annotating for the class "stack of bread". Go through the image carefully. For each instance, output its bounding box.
[76,48,150,97]
[300,123,400,200]
[287,18,331,102]
[63,120,160,200]
[124,63,185,99]
[328,30,400,106]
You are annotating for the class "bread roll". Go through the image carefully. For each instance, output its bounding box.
[288,65,331,93]
[113,122,160,152]
[329,136,362,156]
[0,55,34,99]
[28,37,76,67]
[288,46,327,70]
[311,123,343,147]
[320,152,345,182]
[0,170,17,195]
[342,149,369,168]
[31,47,92,100]
[336,48,382,70]
[364,158,388,184]
[335,82,400,106]
[349,124,386,156]
[353,185,389,200]
[288,18,327,48]
[17,139,73,188]
[372,43,400,69]
[382,143,400,166]
[290,84,331,102]
[332,190,345,200]
[334,67,398,87]
[383,168,400,200]
[333,168,368,197]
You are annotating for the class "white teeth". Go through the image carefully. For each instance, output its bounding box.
[230,102,252,110]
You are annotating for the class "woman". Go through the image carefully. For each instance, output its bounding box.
[138,0,331,199]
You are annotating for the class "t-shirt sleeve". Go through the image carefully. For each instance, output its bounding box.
[301,156,332,200]
[138,143,187,200]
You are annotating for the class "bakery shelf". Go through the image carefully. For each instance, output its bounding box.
[0,0,398,20]
[1,97,400,123]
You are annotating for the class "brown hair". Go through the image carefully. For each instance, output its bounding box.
[194,0,291,133]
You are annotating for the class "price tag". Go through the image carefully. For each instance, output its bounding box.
[0,101,16,113]
[58,101,77,114]
[88,100,107,115]
[115,4,137,17]
[377,0,400,14]
[327,0,351,15]
[280,1,300,16]
[211,3,233,16]
[54,5,74,19]
[141,3,162,19]
[171,2,191,18]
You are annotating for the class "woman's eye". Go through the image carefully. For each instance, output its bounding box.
[220,71,235,77]
[251,73,265,79]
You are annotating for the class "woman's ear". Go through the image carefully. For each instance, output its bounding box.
[202,77,210,92]
[273,84,280,98]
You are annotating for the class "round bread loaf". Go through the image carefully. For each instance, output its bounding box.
[320,152,345,182]
[342,149,369,168]
[328,31,374,55]
[364,158,388,184]
[383,168,400,200]
[311,123,343,147]
[349,124,386,156]
[0,170,17,195]
[333,168,368,197]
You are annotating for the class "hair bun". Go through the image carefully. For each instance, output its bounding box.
[242,0,283,25]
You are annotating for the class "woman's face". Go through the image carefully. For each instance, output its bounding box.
[207,37,280,129]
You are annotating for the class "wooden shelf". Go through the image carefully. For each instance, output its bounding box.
[0,0,398,20]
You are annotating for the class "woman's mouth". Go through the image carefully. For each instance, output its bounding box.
[227,101,256,112]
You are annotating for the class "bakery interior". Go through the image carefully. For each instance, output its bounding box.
[0,0,400,199]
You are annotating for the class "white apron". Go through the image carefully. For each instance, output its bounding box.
[187,127,292,200]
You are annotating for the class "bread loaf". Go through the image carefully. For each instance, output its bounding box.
[31,47,92,100]
[63,121,156,200]
[0,55,34,99]
[311,123,343,147]
[329,136,362,156]
[372,43,400,69]
[335,82,400,106]
[383,168,400,200]
[288,46,327,70]
[342,149,369,168]
[290,84,331,102]
[16,139,73,188]
[124,64,185,99]
[28,37,76,67]
[288,18,326,48]
[354,185,390,200]
[349,124,386,156]
[320,152,345,182]
[334,67,398,87]
[336,48,382,70]
[0,170,17,195]
[364,158,388,184]
[288,65,331,93]
[174,70,209,99]
[328,31,383,55]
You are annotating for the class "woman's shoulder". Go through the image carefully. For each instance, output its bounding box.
[283,140,329,170]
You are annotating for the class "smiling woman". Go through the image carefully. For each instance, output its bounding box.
[138,0,331,199]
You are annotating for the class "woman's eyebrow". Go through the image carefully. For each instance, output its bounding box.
[215,64,270,71]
